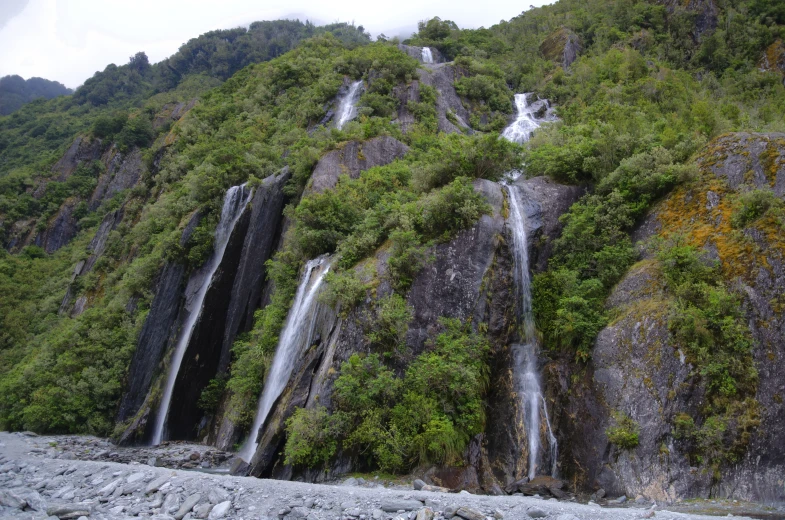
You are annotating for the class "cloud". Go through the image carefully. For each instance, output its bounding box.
[0,0,551,88]
[0,0,29,30]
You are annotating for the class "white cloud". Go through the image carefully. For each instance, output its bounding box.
[0,0,552,89]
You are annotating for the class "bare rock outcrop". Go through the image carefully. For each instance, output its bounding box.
[50,136,103,181]
[308,136,409,193]
[558,133,785,503]
[539,28,582,69]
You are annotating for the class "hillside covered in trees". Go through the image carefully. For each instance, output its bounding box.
[1,0,785,503]
[0,75,72,116]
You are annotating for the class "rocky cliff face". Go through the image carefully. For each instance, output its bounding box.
[116,171,290,445]
[398,44,445,64]
[236,175,582,491]
[308,137,409,193]
[558,133,785,503]
[539,28,582,69]
[393,64,472,134]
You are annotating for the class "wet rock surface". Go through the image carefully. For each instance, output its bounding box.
[1,432,765,520]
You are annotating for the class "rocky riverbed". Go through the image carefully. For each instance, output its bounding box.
[0,432,780,520]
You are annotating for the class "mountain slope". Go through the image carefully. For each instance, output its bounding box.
[0,0,784,502]
[0,75,72,115]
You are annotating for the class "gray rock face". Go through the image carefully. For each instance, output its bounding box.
[241,176,581,491]
[308,136,409,193]
[397,44,445,64]
[116,261,186,436]
[34,199,78,253]
[539,28,582,68]
[89,146,145,210]
[119,170,289,444]
[51,136,103,181]
[558,133,785,503]
[393,64,472,135]
[215,170,291,375]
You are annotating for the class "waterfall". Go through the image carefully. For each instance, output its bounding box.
[421,47,434,64]
[151,184,253,446]
[238,256,332,462]
[335,80,363,130]
[501,93,541,144]
[506,183,558,479]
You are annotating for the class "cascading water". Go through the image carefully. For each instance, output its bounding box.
[501,93,542,144]
[421,46,434,64]
[335,80,363,130]
[151,184,253,446]
[506,183,558,479]
[238,256,332,461]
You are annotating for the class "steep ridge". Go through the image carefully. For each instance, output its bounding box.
[556,134,785,502]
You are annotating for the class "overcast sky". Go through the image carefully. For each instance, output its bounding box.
[0,0,553,89]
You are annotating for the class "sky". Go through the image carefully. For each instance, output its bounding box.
[0,0,553,89]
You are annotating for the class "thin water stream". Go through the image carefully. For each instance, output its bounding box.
[152,184,253,445]
[239,256,332,461]
[335,81,363,129]
[503,101,559,478]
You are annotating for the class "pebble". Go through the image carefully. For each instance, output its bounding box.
[527,507,548,518]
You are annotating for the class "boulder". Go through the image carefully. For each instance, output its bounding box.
[455,506,485,520]
[207,501,231,519]
[380,499,424,512]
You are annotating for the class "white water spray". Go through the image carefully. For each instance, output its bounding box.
[239,256,331,461]
[335,80,363,130]
[501,93,542,144]
[506,183,558,479]
[421,47,434,64]
[152,184,253,445]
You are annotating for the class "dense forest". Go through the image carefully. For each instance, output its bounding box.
[0,75,72,116]
[1,0,784,500]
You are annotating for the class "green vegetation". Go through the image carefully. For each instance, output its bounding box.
[0,75,72,116]
[658,242,759,475]
[730,189,784,228]
[606,412,640,450]
[284,318,490,471]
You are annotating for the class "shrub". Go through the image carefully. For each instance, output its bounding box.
[284,406,339,467]
[365,293,413,358]
[730,189,782,228]
[606,412,640,449]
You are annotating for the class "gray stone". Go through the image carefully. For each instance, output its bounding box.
[615,496,628,504]
[416,507,435,520]
[344,507,361,517]
[207,500,232,520]
[372,509,385,519]
[146,475,170,494]
[46,503,93,518]
[444,505,459,519]
[127,471,147,483]
[413,479,427,490]
[455,506,484,520]
[208,487,230,505]
[163,492,181,514]
[0,490,26,509]
[381,499,424,512]
[308,136,409,194]
[98,477,123,497]
[175,493,202,520]
[193,503,213,519]
[527,507,548,518]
